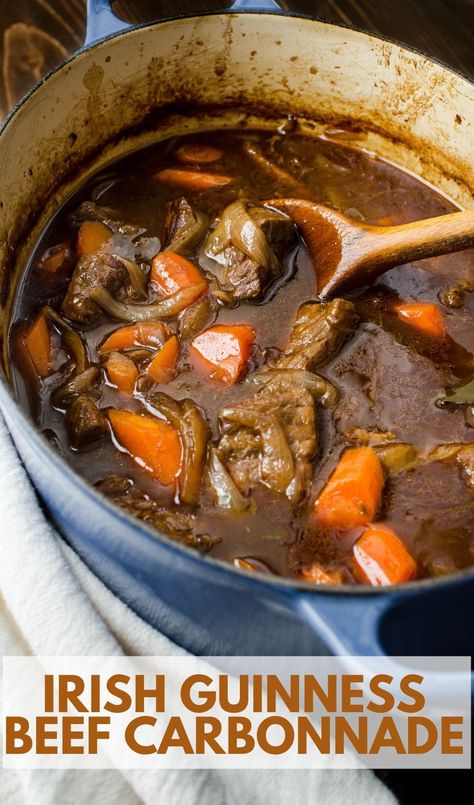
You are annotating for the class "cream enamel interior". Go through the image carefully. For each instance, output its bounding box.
[1,12,473,348]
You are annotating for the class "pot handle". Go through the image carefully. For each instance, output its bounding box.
[85,0,133,46]
[85,0,284,47]
[294,585,474,697]
[229,0,283,9]
[295,591,392,657]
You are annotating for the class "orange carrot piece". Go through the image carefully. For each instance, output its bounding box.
[353,524,417,586]
[146,335,180,384]
[395,302,446,339]
[300,563,343,585]
[24,312,52,378]
[150,252,207,298]
[40,244,70,274]
[314,447,384,530]
[154,168,233,191]
[99,322,170,353]
[190,324,255,385]
[106,352,138,395]
[176,144,224,164]
[77,221,112,255]
[374,214,399,226]
[108,409,181,486]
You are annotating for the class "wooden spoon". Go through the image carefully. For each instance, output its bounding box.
[266,198,474,298]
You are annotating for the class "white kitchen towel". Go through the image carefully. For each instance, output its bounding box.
[0,413,395,805]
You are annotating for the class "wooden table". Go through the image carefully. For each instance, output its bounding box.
[1,3,471,803]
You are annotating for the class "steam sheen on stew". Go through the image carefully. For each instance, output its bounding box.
[8,124,474,586]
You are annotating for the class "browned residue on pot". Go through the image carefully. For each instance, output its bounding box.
[214,16,233,77]
[1,13,473,349]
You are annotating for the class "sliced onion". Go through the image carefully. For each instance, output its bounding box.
[90,282,207,322]
[115,256,148,298]
[247,369,339,408]
[134,236,161,261]
[376,443,418,474]
[43,306,88,374]
[52,367,99,407]
[147,392,210,506]
[208,447,248,512]
[205,200,273,268]
[427,444,463,463]
[181,399,211,506]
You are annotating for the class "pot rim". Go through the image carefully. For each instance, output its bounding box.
[1,9,473,600]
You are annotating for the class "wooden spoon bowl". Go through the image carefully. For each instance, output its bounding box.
[266,198,474,298]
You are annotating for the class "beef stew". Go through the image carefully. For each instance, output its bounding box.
[8,124,474,585]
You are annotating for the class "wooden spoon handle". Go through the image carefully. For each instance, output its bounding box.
[363,208,474,271]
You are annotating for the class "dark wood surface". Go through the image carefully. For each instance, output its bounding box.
[0,0,473,114]
[0,2,471,803]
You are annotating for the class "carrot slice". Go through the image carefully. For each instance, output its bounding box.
[24,312,52,378]
[150,252,207,298]
[374,214,399,226]
[176,144,224,164]
[300,563,343,585]
[77,221,112,255]
[106,352,138,395]
[146,335,180,384]
[190,324,255,385]
[99,322,171,353]
[314,447,384,530]
[108,409,181,486]
[154,168,233,191]
[395,302,446,339]
[353,524,417,586]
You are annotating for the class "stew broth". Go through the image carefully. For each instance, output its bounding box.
[8,124,474,585]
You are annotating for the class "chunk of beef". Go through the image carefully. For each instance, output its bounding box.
[96,475,219,552]
[73,201,141,236]
[217,377,317,503]
[274,298,358,370]
[211,207,296,301]
[218,249,267,300]
[62,253,128,323]
[251,207,296,260]
[65,395,107,449]
[165,197,195,241]
[163,196,208,252]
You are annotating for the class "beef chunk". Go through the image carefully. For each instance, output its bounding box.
[251,207,296,259]
[62,253,128,323]
[217,376,317,503]
[218,249,267,300]
[65,395,107,449]
[165,197,194,242]
[274,298,358,370]
[73,200,141,236]
[164,196,208,252]
[212,206,296,301]
[96,475,219,552]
